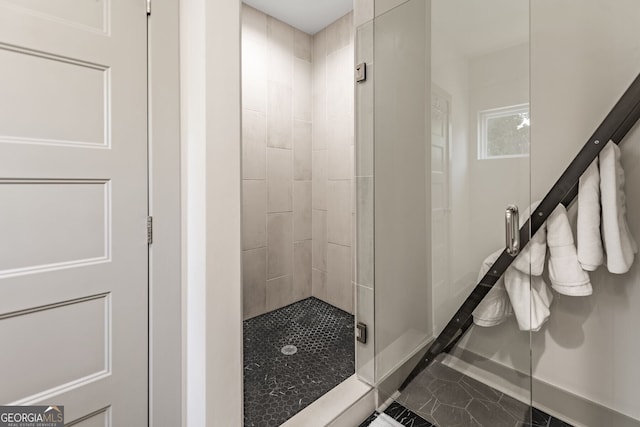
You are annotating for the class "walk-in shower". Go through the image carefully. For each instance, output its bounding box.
[240,3,357,425]
[241,0,640,426]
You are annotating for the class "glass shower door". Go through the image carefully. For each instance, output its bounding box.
[422,2,534,425]
[356,0,536,424]
[528,2,640,426]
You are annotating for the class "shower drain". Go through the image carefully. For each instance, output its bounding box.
[280,344,297,355]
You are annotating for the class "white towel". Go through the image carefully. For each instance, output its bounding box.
[473,249,513,327]
[577,159,604,271]
[507,201,553,331]
[473,249,553,331]
[599,141,638,274]
[547,204,592,296]
[504,268,553,331]
[512,201,547,276]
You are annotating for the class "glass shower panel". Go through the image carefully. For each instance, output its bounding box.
[372,0,431,388]
[355,15,375,385]
[529,2,640,426]
[427,0,533,418]
[430,0,531,337]
[369,0,535,424]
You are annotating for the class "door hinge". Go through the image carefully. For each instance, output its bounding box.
[147,216,153,244]
[356,322,367,344]
[146,0,151,15]
[355,63,366,83]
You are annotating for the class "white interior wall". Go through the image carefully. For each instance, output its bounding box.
[181,0,243,425]
[205,0,244,420]
[181,0,207,423]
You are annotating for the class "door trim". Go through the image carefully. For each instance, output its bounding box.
[148,1,182,426]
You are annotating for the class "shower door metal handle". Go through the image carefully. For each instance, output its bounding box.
[505,205,520,256]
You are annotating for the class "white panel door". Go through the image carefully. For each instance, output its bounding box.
[0,0,148,425]
[431,85,452,335]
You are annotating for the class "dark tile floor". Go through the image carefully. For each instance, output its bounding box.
[392,360,574,427]
[243,297,355,427]
[360,402,434,427]
[361,399,573,427]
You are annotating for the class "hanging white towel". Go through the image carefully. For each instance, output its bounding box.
[504,268,553,332]
[473,249,553,331]
[473,249,513,327]
[577,159,604,271]
[599,141,638,274]
[473,201,548,329]
[547,204,592,296]
[512,201,546,276]
[507,201,553,331]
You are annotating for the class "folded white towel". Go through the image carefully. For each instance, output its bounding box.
[577,160,604,271]
[473,249,513,327]
[512,201,547,276]
[504,267,553,331]
[600,141,637,274]
[547,204,592,296]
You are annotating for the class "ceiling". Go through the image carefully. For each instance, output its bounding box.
[242,0,527,55]
[243,0,353,35]
[433,0,529,57]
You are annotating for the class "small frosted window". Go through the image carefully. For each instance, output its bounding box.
[478,104,530,159]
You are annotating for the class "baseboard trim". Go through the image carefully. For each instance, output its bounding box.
[442,349,640,427]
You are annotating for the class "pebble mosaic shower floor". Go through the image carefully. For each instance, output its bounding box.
[243,297,355,426]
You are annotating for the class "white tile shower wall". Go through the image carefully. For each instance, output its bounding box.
[266,147,293,212]
[242,180,266,250]
[241,6,355,319]
[312,12,355,314]
[241,5,312,319]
